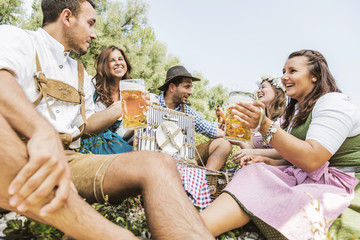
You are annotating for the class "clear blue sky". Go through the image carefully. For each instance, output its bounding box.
[23,0,360,104]
[143,0,360,105]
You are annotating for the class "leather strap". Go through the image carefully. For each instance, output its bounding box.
[33,53,87,145]
[73,61,87,142]
[33,54,56,119]
[159,123,181,151]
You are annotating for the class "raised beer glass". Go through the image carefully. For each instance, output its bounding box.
[120,79,147,129]
[149,93,160,106]
[224,91,254,142]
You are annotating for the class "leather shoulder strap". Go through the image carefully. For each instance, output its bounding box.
[32,53,87,142]
[33,53,56,119]
[32,53,46,107]
[72,61,87,141]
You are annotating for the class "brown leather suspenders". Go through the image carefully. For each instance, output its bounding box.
[33,53,87,147]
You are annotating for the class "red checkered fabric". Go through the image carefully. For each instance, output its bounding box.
[177,165,212,210]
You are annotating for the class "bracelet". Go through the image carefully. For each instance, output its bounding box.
[262,121,277,146]
[251,107,265,133]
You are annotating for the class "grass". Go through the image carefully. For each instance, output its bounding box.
[1,134,260,240]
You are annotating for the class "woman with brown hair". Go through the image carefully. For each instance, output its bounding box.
[80,45,133,154]
[201,49,360,239]
[232,75,286,161]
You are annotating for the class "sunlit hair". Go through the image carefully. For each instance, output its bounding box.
[281,49,341,129]
[41,0,95,27]
[262,82,286,121]
[93,46,132,107]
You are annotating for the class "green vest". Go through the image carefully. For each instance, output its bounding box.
[289,113,360,168]
[290,113,360,239]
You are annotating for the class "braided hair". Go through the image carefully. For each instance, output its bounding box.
[281,50,341,129]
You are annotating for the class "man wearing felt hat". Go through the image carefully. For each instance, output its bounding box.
[158,65,232,171]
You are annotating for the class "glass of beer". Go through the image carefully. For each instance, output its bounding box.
[120,79,147,129]
[224,91,254,142]
[149,93,160,106]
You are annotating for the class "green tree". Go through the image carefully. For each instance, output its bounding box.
[20,0,42,30]
[0,0,24,25]
[2,1,232,238]
[6,0,228,122]
[75,0,181,96]
[187,73,228,122]
[208,84,228,114]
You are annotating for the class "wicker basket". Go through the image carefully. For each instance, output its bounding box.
[185,163,236,201]
[206,171,232,200]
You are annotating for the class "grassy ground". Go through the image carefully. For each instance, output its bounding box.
[1,135,265,240]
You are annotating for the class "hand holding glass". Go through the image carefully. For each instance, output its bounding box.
[224,91,254,142]
[120,79,147,129]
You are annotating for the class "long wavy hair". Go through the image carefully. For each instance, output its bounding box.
[264,83,286,121]
[93,46,132,107]
[281,50,341,129]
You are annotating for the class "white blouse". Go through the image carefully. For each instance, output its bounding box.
[306,92,360,155]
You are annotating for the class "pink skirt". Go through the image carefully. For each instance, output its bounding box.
[224,162,359,240]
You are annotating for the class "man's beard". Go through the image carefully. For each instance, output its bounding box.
[173,93,186,105]
[68,39,88,56]
[64,29,89,56]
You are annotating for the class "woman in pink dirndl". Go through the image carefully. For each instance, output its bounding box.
[201,50,360,240]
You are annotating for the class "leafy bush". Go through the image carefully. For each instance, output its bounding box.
[3,218,63,239]
[93,196,151,239]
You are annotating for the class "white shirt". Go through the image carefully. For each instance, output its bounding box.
[0,25,95,148]
[306,92,360,155]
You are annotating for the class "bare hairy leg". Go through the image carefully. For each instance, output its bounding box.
[102,151,215,240]
[206,138,232,171]
[0,114,138,240]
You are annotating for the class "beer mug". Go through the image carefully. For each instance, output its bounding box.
[120,79,147,129]
[224,91,254,142]
[149,93,160,106]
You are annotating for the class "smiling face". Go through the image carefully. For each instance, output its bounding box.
[172,77,193,105]
[64,1,97,55]
[108,49,128,81]
[281,56,316,104]
[256,81,276,107]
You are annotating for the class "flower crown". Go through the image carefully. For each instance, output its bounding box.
[256,74,286,92]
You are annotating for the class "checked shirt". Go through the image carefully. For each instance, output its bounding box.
[159,93,217,139]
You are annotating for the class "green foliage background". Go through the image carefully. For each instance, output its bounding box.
[0,0,241,239]
[1,0,229,120]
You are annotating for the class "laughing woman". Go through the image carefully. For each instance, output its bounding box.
[201,50,360,240]
[80,46,133,154]
[232,75,286,162]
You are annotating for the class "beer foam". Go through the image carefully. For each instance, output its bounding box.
[228,95,253,106]
[120,81,145,91]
